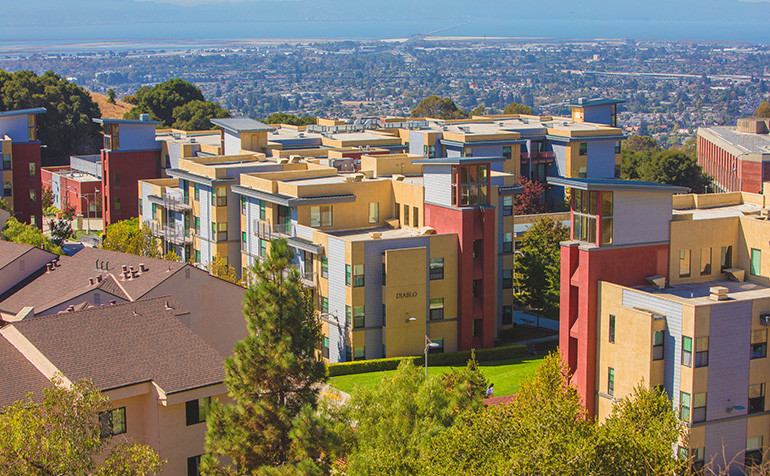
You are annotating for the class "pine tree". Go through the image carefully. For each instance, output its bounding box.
[202,238,327,475]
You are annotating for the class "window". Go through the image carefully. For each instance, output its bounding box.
[29,162,36,178]
[579,142,587,156]
[472,279,482,298]
[608,367,615,396]
[215,222,228,241]
[464,147,473,157]
[721,245,732,271]
[322,337,330,359]
[609,315,616,344]
[700,248,712,275]
[751,248,762,276]
[503,305,513,325]
[194,217,200,235]
[345,265,351,285]
[746,437,764,467]
[114,196,121,212]
[413,207,419,227]
[749,383,766,414]
[614,140,621,154]
[195,250,201,263]
[695,337,709,367]
[259,238,267,257]
[310,205,332,227]
[259,200,266,220]
[382,304,386,326]
[679,249,691,278]
[680,392,691,421]
[215,187,227,207]
[403,204,409,226]
[429,298,444,321]
[573,190,613,245]
[321,297,329,314]
[692,393,707,423]
[345,306,352,328]
[430,258,444,280]
[241,231,246,249]
[240,196,246,214]
[29,188,36,203]
[321,257,328,279]
[653,331,664,360]
[113,171,121,189]
[99,407,126,437]
[454,164,489,207]
[345,346,352,361]
[682,336,692,367]
[2,154,10,170]
[3,181,10,197]
[502,269,513,289]
[691,447,705,472]
[353,306,365,329]
[353,264,365,287]
[752,330,767,359]
[368,202,379,223]
[354,347,365,360]
[473,239,482,258]
[185,397,211,426]
[188,455,202,476]
[503,145,512,160]
[503,196,513,216]
[104,123,119,150]
[503,233,513,253]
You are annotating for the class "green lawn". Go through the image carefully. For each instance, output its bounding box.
[328,355,544,398]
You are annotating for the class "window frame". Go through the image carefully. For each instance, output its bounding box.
[353,306,365,329]
[429,258,444,280]
[653,330,665,361]
[609,314,616,344]
[682,336,693,367]
[185,397,211,426]
[607,367,615,396]
[429,298,444,321]
[99,407,127,438]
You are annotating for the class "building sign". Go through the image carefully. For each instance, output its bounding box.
[396,291,418,299]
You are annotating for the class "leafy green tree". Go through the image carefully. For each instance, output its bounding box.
[2,217,62,254]
[124,78,209,127]
[101,217,159,258]
[122,86,151,105]
[622,148,710,193]
[107,88,116,104]
[206,253,239,284]
[623,135,660,153]
[410,95,467,120]
[263,112,316,126]
[0,70,102,164]
[0,377,164,475]
[503,102,534,115]
[48,218,72,247]
[514,216,568,317]
[754,101,770,118]
[172,100,230,131]
[41,186,53,210]
[469,105,486,116]
[344,357,487,476]
[514,176,546,215]
[202,238,329,475]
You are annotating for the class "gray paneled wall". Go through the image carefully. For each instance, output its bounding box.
[327,237,347,362]
[708,301,752,421]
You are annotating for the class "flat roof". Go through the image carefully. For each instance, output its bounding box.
[327,226,423,242]
[701,126,770,155]
[548,177,690,194]
[674,203,763,220]
[93,117,161,126]
[634,279,770,305]
[412,156,508,166]
[211,118,275,133]
[564,98,625,108]
[0,107,46,118]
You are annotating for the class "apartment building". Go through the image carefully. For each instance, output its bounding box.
[0,296,227,475]
[231,152,520,361]
[697,117,770,193]
[552,176,770,474]
[0,107,46,227]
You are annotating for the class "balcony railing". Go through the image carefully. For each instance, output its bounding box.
[150,221,192,245]
[254,219,294,240]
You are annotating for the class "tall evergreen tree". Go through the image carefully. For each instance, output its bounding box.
[202,238,327,475]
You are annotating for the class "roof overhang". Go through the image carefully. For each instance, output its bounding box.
[232,185,356,207]
[167,169,235,187]
[411,156,509,166]
[547,177,690,194]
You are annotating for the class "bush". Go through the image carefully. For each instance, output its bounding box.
[327,344,527,377]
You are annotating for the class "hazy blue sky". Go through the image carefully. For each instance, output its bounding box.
[4,0,770,42]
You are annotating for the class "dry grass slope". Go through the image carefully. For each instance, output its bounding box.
[89,91,132,120]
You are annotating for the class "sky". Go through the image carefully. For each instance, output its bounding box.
[3,0,770,43]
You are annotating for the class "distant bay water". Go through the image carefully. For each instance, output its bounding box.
[0,18,768,52]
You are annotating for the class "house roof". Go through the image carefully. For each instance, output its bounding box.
[0,337,48,407]
[0,247,186,315]
[0,242,55,271]
[10,296,225,394]
[0,108,47,118]
[211,117,276,133]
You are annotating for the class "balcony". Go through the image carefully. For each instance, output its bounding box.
[150,221,192,245]
[254,219,294,240]
[148,193,191,213]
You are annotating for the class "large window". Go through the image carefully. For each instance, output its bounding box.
[215,187,227,207]
[429,298,444,321]
[353,264,365,287]
[751,330,767,359]
[103,123,119,150]
[368,202,379,223]
[99,407,126,438]
[573,190,613,245]
[310,205,332,227]
[502,269,513,289]
[451,164,489,207]
[653,330,665,360]
[353,306,365,329]
[679,250,691,278]
[692,393,707,423]
[680,392,691,421]
[695,337,709,367]
[503,196,513,216]
[682,336,693,367]
[430,258,444,280]
[749,383,766,414]
[185,397,211,426]
[503,233,513,253]
[721,245,733,271]
[751,248,762,276]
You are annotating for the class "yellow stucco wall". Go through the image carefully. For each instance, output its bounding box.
[383,247,427,357]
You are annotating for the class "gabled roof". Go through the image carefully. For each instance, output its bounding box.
[0,241,55,271]
[547,177,690,194]
[0,337,48,407]
[211,117,276,133]
[0,108,47,118]
[0,247,186,315]
[9,296,224,394]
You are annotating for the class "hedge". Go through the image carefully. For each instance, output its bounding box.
[326,344,529,377]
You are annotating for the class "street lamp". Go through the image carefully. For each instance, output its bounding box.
[319,312,343,361]
[424,335,439,377]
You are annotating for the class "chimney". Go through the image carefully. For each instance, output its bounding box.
[122,265,128,273]
[139,263,147,272]
[54,258,61,267]
[131,270,139,279]
[95,259,100,270]
[89,278,95,285]
[709,286,729,301]
[46,263,53,273]
[105,261,109,271]
[96,274,103,283]
[66,305,75,312]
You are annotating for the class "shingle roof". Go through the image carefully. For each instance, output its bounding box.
[0,247,186,314]
[0,337,48,407]
[211,117,276,133]
[11,296,225,394]
[0,241,54,270]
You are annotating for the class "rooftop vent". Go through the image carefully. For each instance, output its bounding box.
[139,263,147,272]
[710,286,729,301]
[353,173,364,182]
[644,275,666,290]
[392,174,405,182]
[369,232,382,240]
[140,113,150,122]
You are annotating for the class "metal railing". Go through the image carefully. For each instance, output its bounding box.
[151,221,192,245]
[253,220,294,240]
